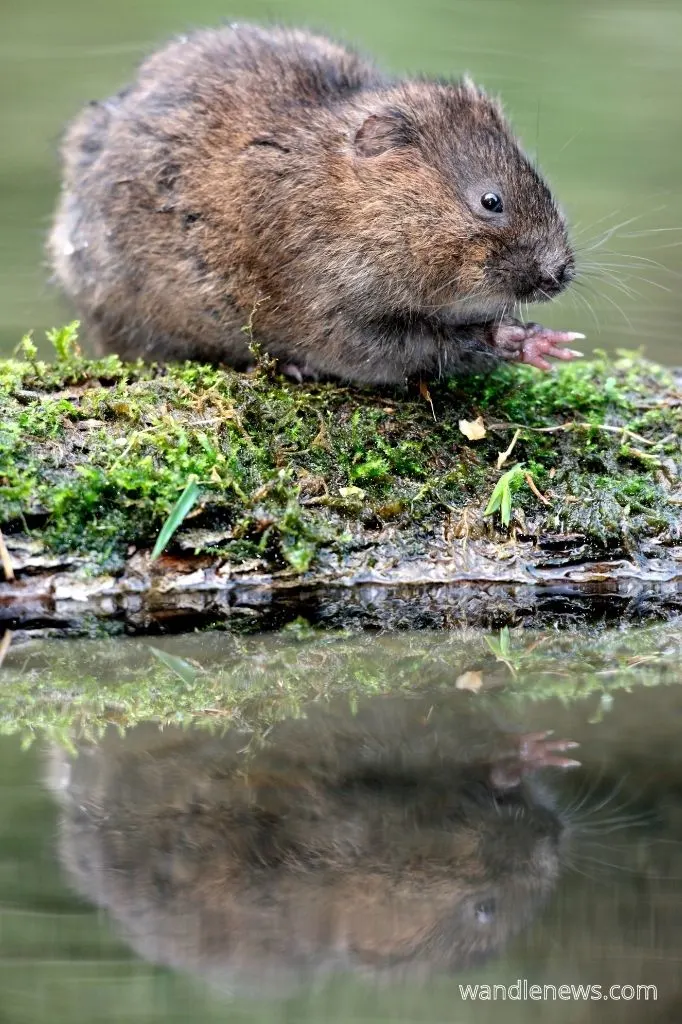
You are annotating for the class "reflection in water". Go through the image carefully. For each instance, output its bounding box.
[2,627,682,1020]
[46,699,575,993]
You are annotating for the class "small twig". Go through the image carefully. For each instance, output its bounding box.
[652,433,677,449]
[418,380,437,422]
[524,472,551,507]
[621,446,663,466]
[312,411,331,450]
[497,428,520,469]
[488,420,658,447]
[597,425,657,447]
[626,654,661,668]
[0,631,12,669]
[0,530,15,582]
[488,420,576,435]
[524,636,549,655]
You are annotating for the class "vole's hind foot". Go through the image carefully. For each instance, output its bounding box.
[279,362,320,384]
[493,321,585,371]
[491,731,580,790]
[242,361,319,383]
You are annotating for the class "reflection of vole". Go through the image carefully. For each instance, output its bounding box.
[47,698,577,992]
[49,24,582,382]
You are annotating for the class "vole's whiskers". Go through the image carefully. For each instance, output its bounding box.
[562,854,596,882]
[581,278,634,329]
[570,207,628,242]
[576,215,648,255]
[578,266,640,301]
[423,275,475,308]
[618,225,682,240]
[575,815,653,836]
[571,282,601,328]
[599,250,674,273]
[570,209,679,331]
[568,851,640,875]
[554,127,584,158]
[580,259,673,295]
[562,773,656,842]
[560,768,612,822]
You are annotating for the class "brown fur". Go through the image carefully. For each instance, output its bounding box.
[47,697,566,993]
[49,24,574,384]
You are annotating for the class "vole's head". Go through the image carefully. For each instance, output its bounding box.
[331,774,565,973]
[349,80,574,320]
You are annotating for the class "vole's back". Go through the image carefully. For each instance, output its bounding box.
[50,26,380,365]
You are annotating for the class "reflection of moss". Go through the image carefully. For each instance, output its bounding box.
[1,325,680,572]
[2,621,681,744]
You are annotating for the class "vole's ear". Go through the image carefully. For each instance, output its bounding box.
[354,108,415,158]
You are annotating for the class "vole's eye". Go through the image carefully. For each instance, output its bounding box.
[481,192,503,213]
[474,899,497,924]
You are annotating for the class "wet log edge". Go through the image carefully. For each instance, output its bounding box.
[1,540,681,636]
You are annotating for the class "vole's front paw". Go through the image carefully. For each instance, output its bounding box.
[491,732,581,790]
[493,321,585,371]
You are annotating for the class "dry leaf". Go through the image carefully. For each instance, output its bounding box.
[458,416,486,441]
[496,428,520,469]
[455,670,484,692]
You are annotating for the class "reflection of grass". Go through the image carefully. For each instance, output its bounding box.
[485,626,518,677]
[2,622,680,745]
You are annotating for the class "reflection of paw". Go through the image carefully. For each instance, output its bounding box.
[491,731,580,790]
[518,731,581,770]
[493,322,585,371]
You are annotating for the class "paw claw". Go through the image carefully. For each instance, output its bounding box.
[491,732,581,789]
[519,731,581,771]
[492,322,586,371]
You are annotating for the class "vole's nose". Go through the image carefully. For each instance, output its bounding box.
[537,260,573,296]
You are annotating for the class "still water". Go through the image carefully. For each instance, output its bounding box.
[1,624,682,1022]
[1,0,682,362]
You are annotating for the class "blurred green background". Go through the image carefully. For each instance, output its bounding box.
[1,0,681,361]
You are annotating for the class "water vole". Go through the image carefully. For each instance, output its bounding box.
[49,24,584,383]
[46,698,578,991]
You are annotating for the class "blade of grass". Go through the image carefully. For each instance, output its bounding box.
[501,480,512,525]
[484,463,525,527]
[150,478,201,561]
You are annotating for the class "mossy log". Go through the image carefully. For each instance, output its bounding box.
[1,330,681,634]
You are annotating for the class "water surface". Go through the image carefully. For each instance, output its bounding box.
[1,624,682,1021]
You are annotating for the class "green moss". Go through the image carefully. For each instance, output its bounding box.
[0,324,680,572]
